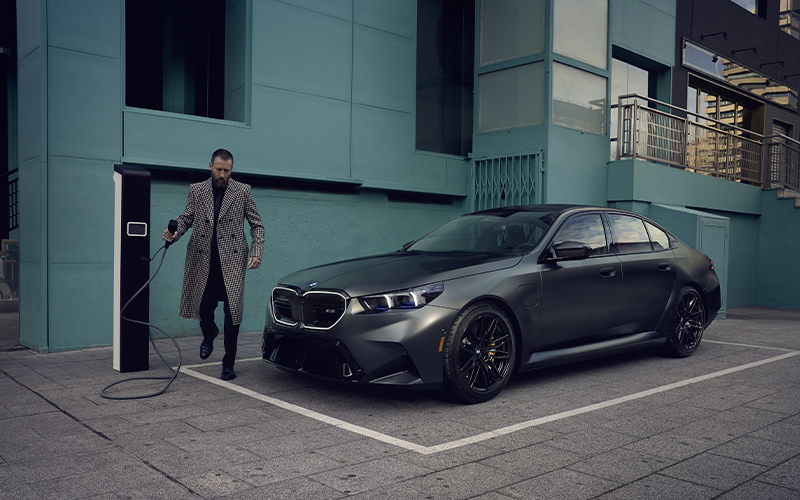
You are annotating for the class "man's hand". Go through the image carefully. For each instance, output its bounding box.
[248,257,261,269]
[163,229,177,243]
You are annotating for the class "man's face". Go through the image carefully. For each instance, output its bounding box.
[209,158,233,188]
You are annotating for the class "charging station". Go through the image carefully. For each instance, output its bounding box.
[113,165,151,372]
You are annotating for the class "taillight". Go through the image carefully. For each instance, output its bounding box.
[709,259,714,270]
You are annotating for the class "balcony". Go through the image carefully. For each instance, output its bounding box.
[613,94,800,193]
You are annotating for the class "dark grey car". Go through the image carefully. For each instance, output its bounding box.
[262,205,721,403]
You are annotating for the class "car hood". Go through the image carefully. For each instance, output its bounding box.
[278,251,523,297]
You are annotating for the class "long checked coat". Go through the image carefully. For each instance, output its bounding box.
[173,178,265,325]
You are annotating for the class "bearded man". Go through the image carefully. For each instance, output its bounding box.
[163,149,265,380]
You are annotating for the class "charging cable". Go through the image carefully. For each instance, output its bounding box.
[101,220,183,400]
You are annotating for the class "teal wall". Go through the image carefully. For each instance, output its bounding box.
[16,0,470,352]
[123,0,468,196]
[756,192,800,309]
[546,127,611,205]
[608,159,762,214]
[150,181,466,336]
[609,158,800,311]
[610,0,675,68]
[14,0,800,352]
[17,0,122,352]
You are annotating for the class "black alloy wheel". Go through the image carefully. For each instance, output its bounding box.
[443,302,516,404]
[664,286,706,357]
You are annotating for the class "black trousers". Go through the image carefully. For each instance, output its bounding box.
[199,245,240,368]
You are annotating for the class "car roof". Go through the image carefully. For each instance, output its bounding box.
[469,204,602,216]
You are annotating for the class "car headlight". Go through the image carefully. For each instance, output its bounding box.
[358,282,444,311]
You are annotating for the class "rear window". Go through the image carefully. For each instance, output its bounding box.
[645,221,670,251]
[608,214,652,254]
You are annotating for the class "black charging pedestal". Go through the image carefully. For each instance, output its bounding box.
[113,165,151,372]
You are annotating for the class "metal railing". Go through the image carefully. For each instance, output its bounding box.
[1,168,18,238]
[615,94,765,186]
[765,134,800,191]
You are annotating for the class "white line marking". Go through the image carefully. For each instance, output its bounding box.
[181,349,800,455]
[181,366,429,453]
[704,340,796,351]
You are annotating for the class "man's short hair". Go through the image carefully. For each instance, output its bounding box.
[211,149,234,165]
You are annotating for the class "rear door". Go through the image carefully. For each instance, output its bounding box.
[607,213,677,334]
[539,213,622,348]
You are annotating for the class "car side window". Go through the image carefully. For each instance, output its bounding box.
[552,214,608,255]
[644,221,670,251]
[608,214,652,254]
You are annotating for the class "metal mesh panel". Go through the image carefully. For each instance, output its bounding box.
[474,153,542,211]
[768,142,800,190]
[8,178,18,232]
[634,107,685,165]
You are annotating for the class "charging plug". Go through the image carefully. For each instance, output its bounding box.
[165,220,178,248]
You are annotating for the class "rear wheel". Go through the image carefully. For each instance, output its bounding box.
[443,302,516,404]
[664,286,705,357]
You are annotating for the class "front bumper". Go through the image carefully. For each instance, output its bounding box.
[262,295,459,389]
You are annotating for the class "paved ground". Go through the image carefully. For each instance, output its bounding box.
[0,310,20,351]
[1,306,799,499]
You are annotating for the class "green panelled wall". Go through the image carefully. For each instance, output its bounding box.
[13,0,800,352]
[756,192,800,309]
[150,182,466,336]
[17,0,469,351]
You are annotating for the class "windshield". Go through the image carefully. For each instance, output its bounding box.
[407,211,559,252]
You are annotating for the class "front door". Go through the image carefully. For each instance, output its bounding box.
[539,213,622,348]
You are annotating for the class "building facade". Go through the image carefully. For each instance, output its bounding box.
[4,0,800,352]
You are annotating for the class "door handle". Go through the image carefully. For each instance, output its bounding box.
[658,262,671,271]
[599,267,616,278]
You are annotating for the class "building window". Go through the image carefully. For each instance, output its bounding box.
[780,0,800,40]
[479,0,544,66]
[475,0,545,134]
[683,40,798,112]
[730,0,757,14]
[552,62,606,135]
[553,0,608,70]
[610,57,656,159]
[416,0,475,156]
[126,0,246,122]
[479,63,544,132]
[688,83,755,133]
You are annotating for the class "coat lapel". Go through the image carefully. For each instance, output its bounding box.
[218,179,240,224]
[198,178,214,224]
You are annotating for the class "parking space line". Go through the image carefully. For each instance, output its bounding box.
[704,339,796,351]
[181,349,800,455]
[181,365,430,453]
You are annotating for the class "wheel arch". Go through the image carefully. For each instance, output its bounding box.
[457,295,525,373]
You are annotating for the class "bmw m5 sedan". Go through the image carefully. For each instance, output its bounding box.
[262,205,721,403]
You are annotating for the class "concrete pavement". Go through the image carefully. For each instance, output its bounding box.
[1,306,799,499]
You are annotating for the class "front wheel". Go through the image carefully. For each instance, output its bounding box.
[664,286,706,357]
[442,302,516,404]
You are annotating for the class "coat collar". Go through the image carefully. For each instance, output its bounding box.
[198,177,242,222]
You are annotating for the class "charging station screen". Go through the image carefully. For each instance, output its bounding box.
[127,222,148,237]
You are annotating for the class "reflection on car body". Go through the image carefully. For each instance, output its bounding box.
[262,205,721,403]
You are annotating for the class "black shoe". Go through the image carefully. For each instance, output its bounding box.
[199,342,213,359]
[221,367,236,380]
[199,330,219,360]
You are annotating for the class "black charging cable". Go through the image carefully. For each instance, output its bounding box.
[101,220,183,400]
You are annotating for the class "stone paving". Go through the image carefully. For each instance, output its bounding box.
[1,307,799,499]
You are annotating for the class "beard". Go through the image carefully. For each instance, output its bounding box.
[213,176,229,189]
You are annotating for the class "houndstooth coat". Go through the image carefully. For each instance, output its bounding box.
[172,178,265,325]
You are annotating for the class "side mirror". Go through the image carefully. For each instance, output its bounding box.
[545,241,592,261]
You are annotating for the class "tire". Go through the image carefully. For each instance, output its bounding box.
[664,286,706,357]
[442,302,516,404]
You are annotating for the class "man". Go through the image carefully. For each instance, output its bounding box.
[163,149,265,380]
